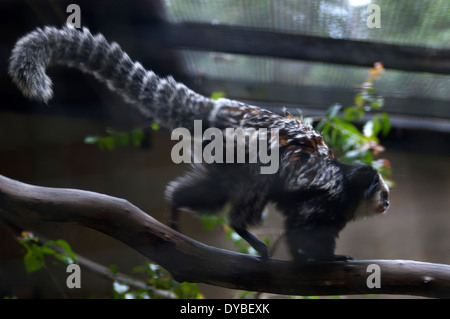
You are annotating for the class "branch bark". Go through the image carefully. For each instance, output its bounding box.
[1,174,449,298]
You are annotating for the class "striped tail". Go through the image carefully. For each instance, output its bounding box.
[8,24,220,130]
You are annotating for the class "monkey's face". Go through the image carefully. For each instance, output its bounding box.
[353,173,390,220]
[374,175,390,213]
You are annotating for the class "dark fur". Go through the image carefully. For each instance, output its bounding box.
[9,25,389,261]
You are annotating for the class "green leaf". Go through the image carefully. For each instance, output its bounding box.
[19,235,78,275]
[354,92,365,107]
[173,282,202,299]
[43,239,77,264]
[99,136,115,151]
[54,239,77,262]
[132,265,147,274]
[371,97,384,109]
[330,127,339,147]
[85,128,149,150]
[18,235,44,273]
[211,91,226,100]
[343,107,356,122]
[374,118,383,136]
[199,214,227,231]
[131,129,144,147]
[109,264,119,276]
[332,117,362,136]
[322,122,331,139]
[344,106,365,121]
[325,103,341,119]
[150,123,160,131]
[380,113,391,137]
[23,244,45,273]
[116,132,129,147]
[340,148,374,165]
[315,120,326,133]
[341,135,359,152]
[361,150,375,163]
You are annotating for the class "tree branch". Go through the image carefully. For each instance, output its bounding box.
[1,174,449,298]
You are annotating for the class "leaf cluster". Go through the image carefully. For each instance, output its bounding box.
[84,128,146,151]
[311,63,392,183]
[111,261,203,299]
[18,232,77,273]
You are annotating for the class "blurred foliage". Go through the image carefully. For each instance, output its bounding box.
[84,128,145,151]
[17,231,201,299]
[111,261,203,299]
[84,124,159,151]
[309,62,393,186]
[18,231,77,273]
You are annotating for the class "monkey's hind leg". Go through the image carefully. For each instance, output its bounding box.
[285,225,352,262]
[165,169,227,231]
[228,193,269,259]
[233,226,269,260]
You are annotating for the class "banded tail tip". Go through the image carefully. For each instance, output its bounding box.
[9,66,53,104]
[8,29,54,104]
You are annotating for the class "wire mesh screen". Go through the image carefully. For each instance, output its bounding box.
[164,0,450,119]
[165,0,450,48]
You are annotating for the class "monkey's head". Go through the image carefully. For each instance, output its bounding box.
[345,165,390,220]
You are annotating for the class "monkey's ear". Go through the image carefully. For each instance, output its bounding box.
[345,165,380,199]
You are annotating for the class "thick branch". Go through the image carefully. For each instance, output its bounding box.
[1,174,449,298]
